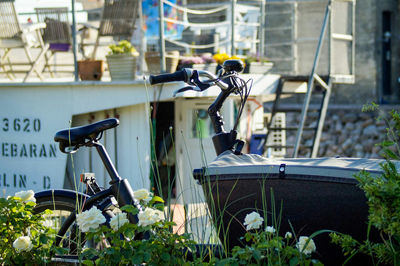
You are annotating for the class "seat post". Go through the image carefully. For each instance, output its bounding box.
[93,141,121,182]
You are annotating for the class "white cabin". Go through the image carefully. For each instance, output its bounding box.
[0,74,279,204]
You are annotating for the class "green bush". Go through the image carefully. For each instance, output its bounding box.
[0,190,57,265]
[0,189,325,265]
[331,103,400,265]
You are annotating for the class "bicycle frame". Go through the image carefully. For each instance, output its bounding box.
[93,141,139,222]
[35,138,140,248]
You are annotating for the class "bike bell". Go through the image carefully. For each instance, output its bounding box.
[222,59,244,73]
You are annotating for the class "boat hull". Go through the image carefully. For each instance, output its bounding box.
[193,154,385,265]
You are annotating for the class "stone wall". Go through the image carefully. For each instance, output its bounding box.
[285,105,396,159]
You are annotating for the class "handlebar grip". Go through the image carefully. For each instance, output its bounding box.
[149,70,187,85]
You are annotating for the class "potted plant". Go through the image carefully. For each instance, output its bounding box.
[244,54,274,74]
[106,40,139,80]
[77,59,104,81]
[145,50,180,74]
[212,52,246,73]
[178,53,218,73]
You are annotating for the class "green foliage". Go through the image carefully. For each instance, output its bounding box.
[0,189,326,265]
[216,230,322,266]
[108,40,138,55]
[0,196,57,265]
[81,200,201,266]
[331,103,400,265]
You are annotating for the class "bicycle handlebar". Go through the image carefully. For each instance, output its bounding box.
[148,59,248,155]
[149,69,188,85]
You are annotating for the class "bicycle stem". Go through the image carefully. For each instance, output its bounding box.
[208,86,240,156]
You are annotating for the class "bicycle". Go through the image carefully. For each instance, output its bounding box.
[33,59,250,262]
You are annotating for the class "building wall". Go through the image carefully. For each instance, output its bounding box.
[331,0,378,104]
[186,0,400,104]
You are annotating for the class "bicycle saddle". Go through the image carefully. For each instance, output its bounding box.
[54,118,119,152]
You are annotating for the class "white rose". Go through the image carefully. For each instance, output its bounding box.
[14,190,36,203]
[133,189,152,203]
[285,232,293,239]
[42,219,56,229]
[13,236,33,253]
[296,236,316,255]
[265,226,276,233]
[76,206,106,232]
[243,211,264,231]
[138,208,164,227]
[110,212,129,231]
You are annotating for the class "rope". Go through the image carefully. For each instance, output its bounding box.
[162,0,228,15]
[235,21,260,27]
[165,38,230,49]
[163,17,229,28]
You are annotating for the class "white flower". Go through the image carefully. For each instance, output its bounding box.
[13,236,33,253]
[110,212,129,231]
[133,188,153,203]
[243,211,264,231]
[285,232,293,239]
[138,208,164,227]
[296,236,316,255]
[76,206,106,232]
[265,226,276,233]
[42,219,56,229]
[14,190,36,203]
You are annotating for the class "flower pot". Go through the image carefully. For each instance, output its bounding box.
[177,63,218,74]
[145,51,180,74]
[244,62,273,74]
[78,60,104,81]
[192,63,218,74]
[106,54,137,80]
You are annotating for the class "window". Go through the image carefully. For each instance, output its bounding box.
[191,108,213,139]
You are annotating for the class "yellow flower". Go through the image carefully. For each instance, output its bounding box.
[213,53,230,64]
[212,53,246,67]
[108,40,137,55]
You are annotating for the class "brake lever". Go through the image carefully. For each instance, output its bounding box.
[173,86,202,97]
[188,70,212,91]
[173,70,212,97]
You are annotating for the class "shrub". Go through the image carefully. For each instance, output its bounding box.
[108,40,138,55]
[0,190,57,265]
[331,103,400,265]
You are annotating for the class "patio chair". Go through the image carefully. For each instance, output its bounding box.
[35,7,72,77]
[0,0,49,82]
[81,0,139,59]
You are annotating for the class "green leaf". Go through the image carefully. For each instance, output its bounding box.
[289,257,299,266]
[152,196,165,203]
[39,234,48,244]
[82,260,94,266]
[252,249,261,261]
[383,148,398,159]
[132,254,143,264]
[120,205,138,214]
[161,252,170,262]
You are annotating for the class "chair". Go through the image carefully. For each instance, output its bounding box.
[81,0,139,59]
[0,0,49,81]
[35,7,72,76]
